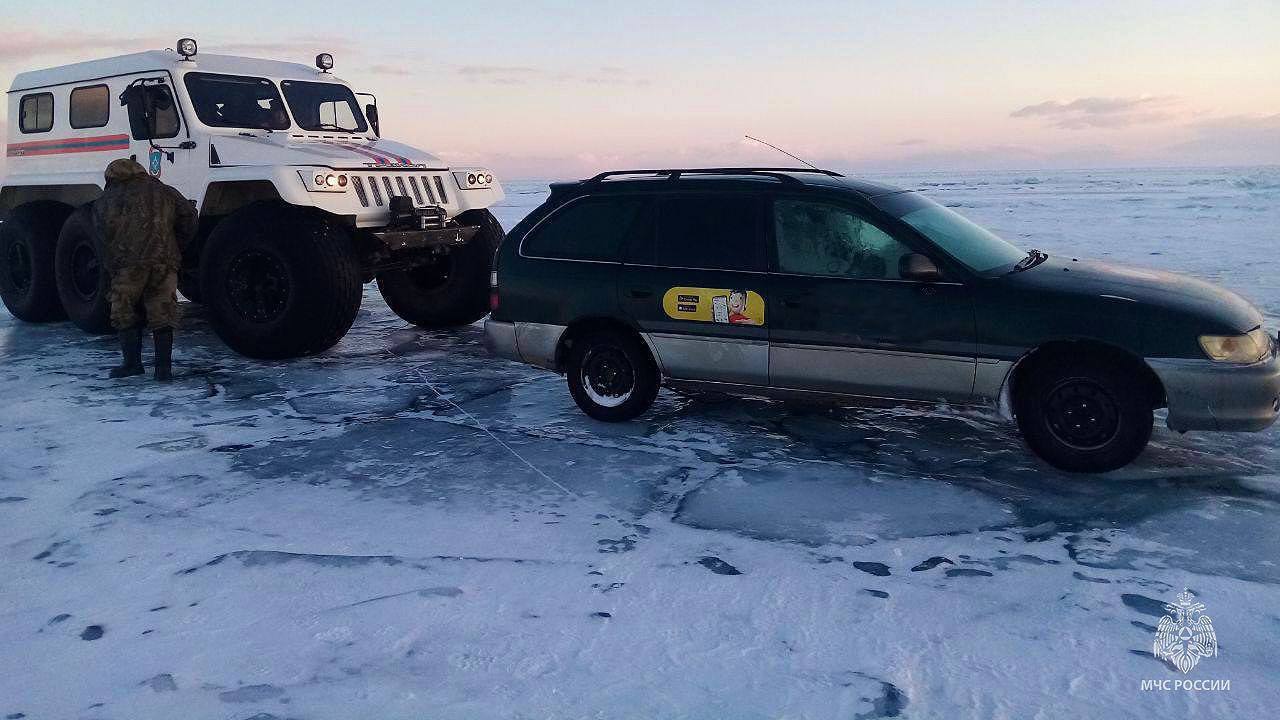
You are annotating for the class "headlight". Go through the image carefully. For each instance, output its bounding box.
[453,170,495,190]
[1199,328,1272,363]
[298,170,348,193]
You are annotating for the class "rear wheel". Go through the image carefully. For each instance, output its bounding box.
[200,202,362,359]
[565,329,659,422]
[376,209,502,327]
[1014,355,1154,472]
[54,205,113,334]
[0,201,73,322]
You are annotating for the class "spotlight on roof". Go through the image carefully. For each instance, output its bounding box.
[176,38,198,60]
[316,53,334,72]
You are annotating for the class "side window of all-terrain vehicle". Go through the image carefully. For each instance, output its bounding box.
[645,194,765,271]
[774,199,910,280]
[69,85,110,129]
[123,85,180,140]
[522,196,654,262]
[19,93,54,133]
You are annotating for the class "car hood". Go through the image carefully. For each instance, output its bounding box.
[209,133,445,170]
[1000,256,1262,334]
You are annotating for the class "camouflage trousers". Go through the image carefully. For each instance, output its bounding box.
[109,265,180,331]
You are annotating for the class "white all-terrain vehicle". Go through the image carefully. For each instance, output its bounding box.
[0,39,504,358]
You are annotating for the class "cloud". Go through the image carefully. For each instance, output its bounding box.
[364,64,413,76]
[0,30,353,66]
[0,31,168,63]
[456,64,646,87]
[206,36,355,59]
[1011,95,1181,129]
[1165,113,1280,165]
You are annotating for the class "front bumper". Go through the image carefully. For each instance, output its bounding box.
[1148,352,1280,432]
[372,224,478,252]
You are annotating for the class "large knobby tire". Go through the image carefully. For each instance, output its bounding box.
[54,205,114,335]
[0,201,73,322]
[566,328,660,422]
[1014,355,1154,473]
[200,202,362,359]
[375,209,503,327]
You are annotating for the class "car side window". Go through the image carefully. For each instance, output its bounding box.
[522,196,653,262]
[19,93,54,133]
[774,199,911,280]
[647,194,765,272]
[69,85,110,129]
[123,84,181,140]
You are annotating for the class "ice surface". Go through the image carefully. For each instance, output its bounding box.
[1,167,1279,718]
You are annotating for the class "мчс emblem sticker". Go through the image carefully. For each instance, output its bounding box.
[662,287,764,326]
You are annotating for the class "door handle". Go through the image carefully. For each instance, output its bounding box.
[628,289,653,299]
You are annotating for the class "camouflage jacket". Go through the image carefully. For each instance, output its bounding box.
[94,158,198,274]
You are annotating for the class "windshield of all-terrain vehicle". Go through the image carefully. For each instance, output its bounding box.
[876,191,1028,275]
[280,80,369,132]
[184,72,290,130]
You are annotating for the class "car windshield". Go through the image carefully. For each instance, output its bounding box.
[876,191,1028,275]
[280,80,368,132]
[184,72,290,130]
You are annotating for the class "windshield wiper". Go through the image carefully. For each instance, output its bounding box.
[310,123,353,132]
[1010,248,1048,273]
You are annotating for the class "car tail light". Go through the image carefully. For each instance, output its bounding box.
[489,270,499,312]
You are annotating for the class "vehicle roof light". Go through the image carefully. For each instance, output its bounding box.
[316,53,334,71]
[176,38,197,59]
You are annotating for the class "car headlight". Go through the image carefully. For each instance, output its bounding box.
[453,170,495,190]
[298,170,348,193]
[1199,327,1272,363]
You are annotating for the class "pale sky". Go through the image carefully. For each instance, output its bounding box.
[2,0,1278,178]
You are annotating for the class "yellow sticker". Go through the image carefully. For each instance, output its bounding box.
[662,287,765,326]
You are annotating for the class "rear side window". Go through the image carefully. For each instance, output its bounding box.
[69,85,110,129]
[522,196,654,262]
[19,93,54,133]
[649,194,765,272]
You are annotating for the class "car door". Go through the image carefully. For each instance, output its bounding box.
[768,195,977,402]
[619,191,770,386]
[119,77,199,197]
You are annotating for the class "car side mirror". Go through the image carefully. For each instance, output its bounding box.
[365,104,380,137]
[899,253,943,282]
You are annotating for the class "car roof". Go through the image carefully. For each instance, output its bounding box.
[551,168,905,200]
[9,50,344,93]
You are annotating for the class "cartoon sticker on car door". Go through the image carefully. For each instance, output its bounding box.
[662,287,764,326]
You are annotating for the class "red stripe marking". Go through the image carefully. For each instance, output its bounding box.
[7,133,130,157]
[319,140,388,165]
[7,133,130,150]
[363,143,411,165]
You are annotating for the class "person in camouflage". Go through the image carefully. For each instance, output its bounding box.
[95,158,198,381]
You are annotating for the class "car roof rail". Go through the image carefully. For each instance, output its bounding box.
[584,167,845,184]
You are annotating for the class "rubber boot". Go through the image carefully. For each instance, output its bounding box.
[108,328,144,379]
[153,328,173,382]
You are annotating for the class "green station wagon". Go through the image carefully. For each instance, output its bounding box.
[484,168,1280,472]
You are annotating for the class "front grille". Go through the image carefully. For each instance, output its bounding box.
[352,173,453,210]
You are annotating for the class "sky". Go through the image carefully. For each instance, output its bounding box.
[1,0,1278,178]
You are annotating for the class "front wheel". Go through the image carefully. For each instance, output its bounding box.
[54,205,113,334]
[1014,356,1154,473]
[565,329,659,422]
[376,209,502,327]
[200,202,362,359]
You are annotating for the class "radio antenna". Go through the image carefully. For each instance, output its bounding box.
[744,135,822,171]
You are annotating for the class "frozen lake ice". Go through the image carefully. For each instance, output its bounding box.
[1,167,1278,718]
